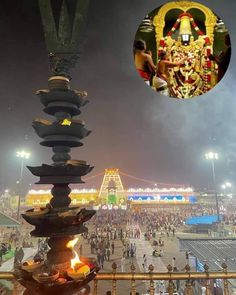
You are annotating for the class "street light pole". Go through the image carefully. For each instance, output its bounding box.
[16,150,30,220]
[20,158,24,181]
[205,152,220,222]
[211,158,220,222]
[221,182,232,209]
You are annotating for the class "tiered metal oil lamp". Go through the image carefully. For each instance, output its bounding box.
[14,1,99,294]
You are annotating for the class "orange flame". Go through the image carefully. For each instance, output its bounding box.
[66,237,82,270]
[66,237,79,249]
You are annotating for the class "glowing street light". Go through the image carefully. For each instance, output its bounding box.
[16,151,30,159]
[221,182,232,190]
[205,151,220,222]
[205,152,218,160]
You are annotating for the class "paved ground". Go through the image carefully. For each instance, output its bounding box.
[129,234,167,293]
[2,224,201,294]
[83,223,188,294]
[79,229,147,294]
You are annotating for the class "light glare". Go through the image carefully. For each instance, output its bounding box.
[205,152,218,160]
[16,150,31,159]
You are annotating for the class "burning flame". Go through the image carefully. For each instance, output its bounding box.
[66,238,83,270]
[66,237,79,249]
[71,249,81,270]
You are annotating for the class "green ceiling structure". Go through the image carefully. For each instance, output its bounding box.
[0,212,20,227]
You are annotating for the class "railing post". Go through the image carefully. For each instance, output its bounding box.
[204,264,211,295]
[130,263,136,295]
[94,278,98,295]
[222,262,229,295]
[184,265,193,295]
[149,264,155,295]
[167,264,175,295]
[5,268,236,294]
[112,262,117,295]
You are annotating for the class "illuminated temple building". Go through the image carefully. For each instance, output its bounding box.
[25,168,197,208]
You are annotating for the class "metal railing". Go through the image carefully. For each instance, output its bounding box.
[94,262,235,295]
[0,263,235,294]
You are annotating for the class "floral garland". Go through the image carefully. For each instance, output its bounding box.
[167,12,204,36]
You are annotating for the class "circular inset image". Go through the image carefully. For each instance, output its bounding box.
[133,1,231,99]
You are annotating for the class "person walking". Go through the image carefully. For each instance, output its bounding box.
[127,244,130,258]
[121,256,125,272]
[14,246,24,267]
[97,251,101,268]
[143,254,147,272]
[111,241,114,255]
[90,241,94,254]
[79,244,83,256]
[172,257,176,269]
[130,247,134,258]
[173,267,180,291]
[100,251,105,269]
[133,243,136,256]
[106,248,111,261]
[201,285,206,295]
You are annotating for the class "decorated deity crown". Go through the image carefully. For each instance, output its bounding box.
[179,13,192,35]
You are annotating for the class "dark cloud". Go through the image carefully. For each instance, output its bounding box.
[0,0,235,192]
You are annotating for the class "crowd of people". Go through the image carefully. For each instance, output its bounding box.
[0,205,235,294]
[81,210,144,270]
[82,210,128,269]
[122,241,136,259]
[131,210,185,238]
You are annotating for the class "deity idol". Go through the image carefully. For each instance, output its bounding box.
[157,12,218,98]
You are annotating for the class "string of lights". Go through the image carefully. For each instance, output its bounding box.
[83,170,190,188]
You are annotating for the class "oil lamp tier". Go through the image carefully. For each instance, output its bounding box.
[27,161,93,184]
[37,80,88,117]
[32,119,91,148]
[22,207,96,237]
[15,256,98,295]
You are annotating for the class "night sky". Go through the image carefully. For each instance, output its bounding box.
[0,0,235,192]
